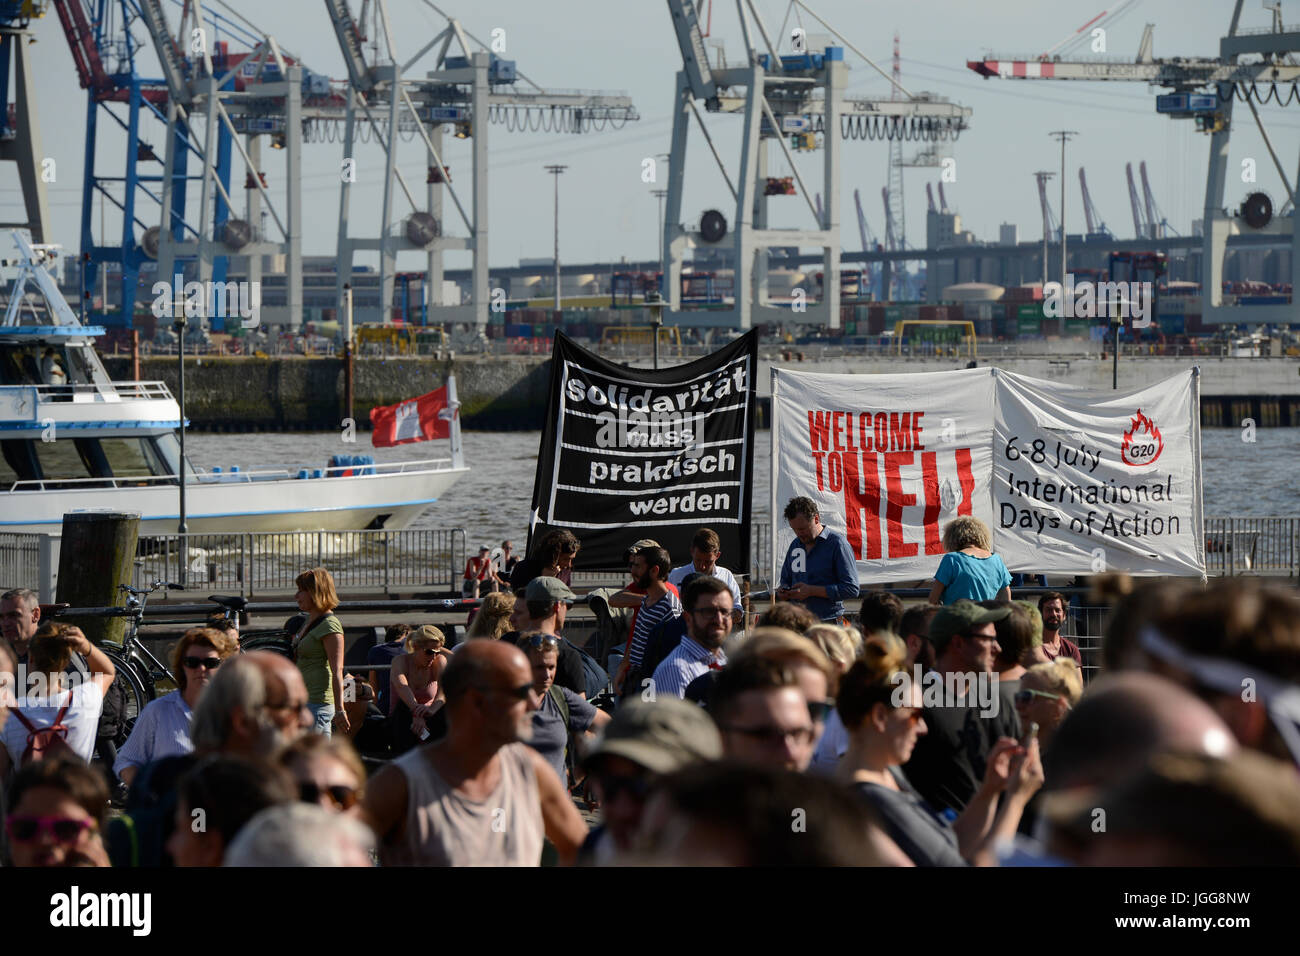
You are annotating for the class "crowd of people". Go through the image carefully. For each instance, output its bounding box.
[2,497,1299,868]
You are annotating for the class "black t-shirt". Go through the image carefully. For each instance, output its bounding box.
[503,630,586,698]
[901,675,1021,814]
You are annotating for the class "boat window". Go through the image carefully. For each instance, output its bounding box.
[33,439,93,481]
[0,440,39,484]
[151,432,196,476]
[98,438,153,477]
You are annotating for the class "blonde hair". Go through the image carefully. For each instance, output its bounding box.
[836,631,910,728]
[732,627,838,694]
[279,734,367,795]
[465,592,516,640]
[942,516,991,552]
[1024,657,1084,705]
[405,624,446,653]
[170,626,241,692]
[295,567,340,615]
[804,624,862,674]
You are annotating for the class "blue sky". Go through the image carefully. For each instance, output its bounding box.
[15,0,1300,270]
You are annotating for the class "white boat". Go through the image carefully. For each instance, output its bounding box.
[0,232,467,535]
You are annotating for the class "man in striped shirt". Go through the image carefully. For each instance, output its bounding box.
[652,576,732,699]
[615,546,681,696]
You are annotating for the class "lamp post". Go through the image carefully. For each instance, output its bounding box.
[1049,131,1077,292]
[545,165,567,316]
[652,188,667,290]
[1111,295,1122,390]
[173,294,188,539]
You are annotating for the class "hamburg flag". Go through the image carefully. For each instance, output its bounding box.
[369,386,457,447]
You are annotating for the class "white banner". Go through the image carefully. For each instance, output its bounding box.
[771,366,1204,583]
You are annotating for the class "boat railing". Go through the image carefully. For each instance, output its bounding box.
[7,457,461,492]
[1,381,176,404]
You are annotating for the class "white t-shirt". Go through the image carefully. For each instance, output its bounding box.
[667,562,742,605]
[2,680,104,765]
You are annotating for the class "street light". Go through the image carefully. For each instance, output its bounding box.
[1049,130,1078,291]
[545,165,567,316]
[172,292,188,540]
[652,188,667,291]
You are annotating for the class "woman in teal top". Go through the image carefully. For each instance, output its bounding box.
[292,567,348,736]
[928,517,1012,605]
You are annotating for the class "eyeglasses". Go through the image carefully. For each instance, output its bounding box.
[720,724,817,747]
[480,681,535,701]
[299,782,359,811]
[521,634,560,649]
[807,699,835,723]
[421,646,443,656]
[1015,688,1063,706]
[5,815,97,844]
[183,656,223,670]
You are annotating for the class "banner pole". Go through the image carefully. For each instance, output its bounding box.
[769,366,779,610]
[447,373,464,471]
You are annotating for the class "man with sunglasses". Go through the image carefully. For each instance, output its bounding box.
[520,633,611,785]
[363,640,587,866]
[652,576,732,699]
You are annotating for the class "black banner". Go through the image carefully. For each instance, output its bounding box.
[527,330,758,571]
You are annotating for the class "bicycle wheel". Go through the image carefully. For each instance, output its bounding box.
[98,647,153,742]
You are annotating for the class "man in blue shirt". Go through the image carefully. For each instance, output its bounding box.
[777,496,860,623]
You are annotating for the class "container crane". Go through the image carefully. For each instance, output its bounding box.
[1,0,50,242]
[1035,171,1059,241]
[1125,162,1148,239]
[1078,166,1110,239]
[852,187,882,300]
[324,0,638,328]
[937,182,949,213]
[968,0,1300,324]
[661,0,970,326]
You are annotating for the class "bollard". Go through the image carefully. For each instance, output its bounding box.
[55,511,140,646]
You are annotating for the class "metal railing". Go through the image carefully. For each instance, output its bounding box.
[128,529,467,597]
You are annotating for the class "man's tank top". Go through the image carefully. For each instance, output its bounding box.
[381,742,545,866]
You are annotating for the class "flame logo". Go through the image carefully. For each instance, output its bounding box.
[1121,409,1164,467]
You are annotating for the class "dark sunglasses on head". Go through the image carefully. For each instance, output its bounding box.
[5,815,96,844]
[1015,688,1063,706]
[807,699,835,723]
[522,634,560,649]
[299,782,358,811]
[183,656,223,670]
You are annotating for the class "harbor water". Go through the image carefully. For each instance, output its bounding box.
[186,428,1300,550]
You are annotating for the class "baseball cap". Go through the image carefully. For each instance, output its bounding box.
[630,538,660,551]
[583,697,723,775]
[525,576,577,604]
[478,546,490,553]
[929,599,1011,644]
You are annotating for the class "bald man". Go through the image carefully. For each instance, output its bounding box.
[190,651,313,758]
[363,640,587,866]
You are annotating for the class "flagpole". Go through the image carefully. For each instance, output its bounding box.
[446,374,464,470]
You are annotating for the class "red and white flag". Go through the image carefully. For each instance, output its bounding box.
[369,386,458,447]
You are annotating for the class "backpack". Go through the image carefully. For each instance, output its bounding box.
[97,673,128,743]
[11,689,78,766]
[562,637,609,699]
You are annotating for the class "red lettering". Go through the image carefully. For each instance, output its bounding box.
[883,452,918,558]
[912,411,925,450]
[842,451,882,560]
[832,411,844,451]
[812,451,826,490]
[889,413,910,451]
[956,447,975,515]
[921,451,943,555]
[873,412,889,450]
[808,411,831,452]
[859,413,872,452]
[827,452,843,492]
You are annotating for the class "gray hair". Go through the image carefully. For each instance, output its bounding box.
[223,803,375,867]
[191,655,267,751]
[1,588,38,608]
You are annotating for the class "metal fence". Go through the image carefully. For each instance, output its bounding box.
[126,529,468,596]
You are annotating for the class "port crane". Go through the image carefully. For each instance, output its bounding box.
[969,0,1300,324]
[662,0,970,327]
[1,0,50,243]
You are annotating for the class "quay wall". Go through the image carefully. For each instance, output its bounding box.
[104,354,1300,430]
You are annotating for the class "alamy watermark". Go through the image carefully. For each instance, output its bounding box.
[150,274,261,328]
[890,665,1002,718]
[1042,273,1152,328]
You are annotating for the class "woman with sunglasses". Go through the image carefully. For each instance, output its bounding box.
[279,734,366,819]
[6,756,111,867]
[390,625,449,755]
[114,626,239,788]
[837,634,1043,866]
[1014,658,1082,749]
